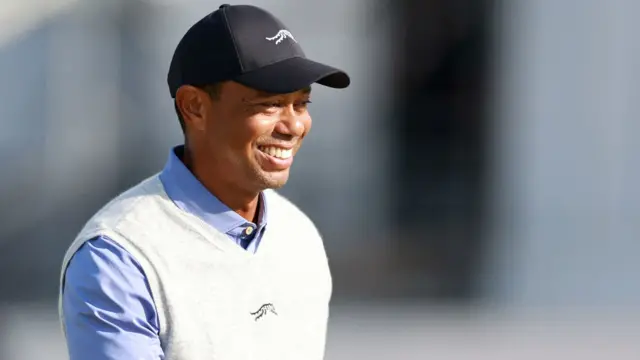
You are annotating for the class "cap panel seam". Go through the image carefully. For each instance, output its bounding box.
[221,7,244,72]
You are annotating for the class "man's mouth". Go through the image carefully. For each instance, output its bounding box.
[257,145,293,160]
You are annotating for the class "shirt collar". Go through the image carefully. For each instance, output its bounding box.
[159,145,267,234]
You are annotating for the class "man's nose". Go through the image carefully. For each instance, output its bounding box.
[274,108,306,137]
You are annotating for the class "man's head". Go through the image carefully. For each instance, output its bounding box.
[167,4,349,193]
[175,81,312,191]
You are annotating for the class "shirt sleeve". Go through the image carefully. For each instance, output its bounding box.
[61,235,165,360]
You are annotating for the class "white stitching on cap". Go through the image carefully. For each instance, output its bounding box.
[266,30,296,45]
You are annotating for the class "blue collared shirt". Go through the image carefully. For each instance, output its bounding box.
[61,146,267,360]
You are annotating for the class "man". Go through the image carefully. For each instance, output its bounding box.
[58,4,350,360]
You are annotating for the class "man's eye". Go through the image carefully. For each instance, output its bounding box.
[260,102,281,108]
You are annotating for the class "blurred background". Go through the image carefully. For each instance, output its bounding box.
[1,0,639,359]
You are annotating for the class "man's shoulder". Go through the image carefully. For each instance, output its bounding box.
[264,189,319,234]
[82,174,166,233]
[65,235,142,280]
[61,174,168,274]
[264,189,306,216]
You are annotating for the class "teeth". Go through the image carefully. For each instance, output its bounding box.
[259,146,293,159]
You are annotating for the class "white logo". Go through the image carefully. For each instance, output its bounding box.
[266,30,296,45]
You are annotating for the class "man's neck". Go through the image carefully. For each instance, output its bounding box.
[181,146,260,223]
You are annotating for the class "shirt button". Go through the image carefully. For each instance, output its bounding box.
[245,226,254,236]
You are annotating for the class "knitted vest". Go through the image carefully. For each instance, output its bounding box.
[58,175,332,360]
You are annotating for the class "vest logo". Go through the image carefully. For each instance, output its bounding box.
[265,30,296,45]
[251,303,278,321]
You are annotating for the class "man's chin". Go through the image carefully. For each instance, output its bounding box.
[259,169,290,190]
[265,182,286,190]
[255,169,289,190]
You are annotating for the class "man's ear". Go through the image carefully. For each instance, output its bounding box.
[175,86,208,132]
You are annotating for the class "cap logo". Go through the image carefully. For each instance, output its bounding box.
[265,30,296,45]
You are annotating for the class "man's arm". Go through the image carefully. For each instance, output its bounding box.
[62,236,164,360]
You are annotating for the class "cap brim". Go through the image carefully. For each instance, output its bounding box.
[233,57,350,94]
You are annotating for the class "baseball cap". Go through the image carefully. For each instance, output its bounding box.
[167,4,351,97]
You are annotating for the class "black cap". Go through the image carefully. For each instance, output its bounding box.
[167,4,350,97]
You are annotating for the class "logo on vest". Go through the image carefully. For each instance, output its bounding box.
[265,30,296,45]
[251,303,278,321]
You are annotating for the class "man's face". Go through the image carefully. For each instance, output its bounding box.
[181,81,313,192]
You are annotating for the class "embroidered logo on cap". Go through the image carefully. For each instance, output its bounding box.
[266,30,296,45]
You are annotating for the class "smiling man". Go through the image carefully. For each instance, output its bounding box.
[58,4,349,360]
